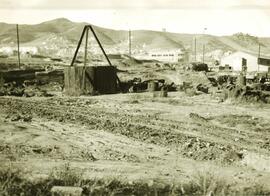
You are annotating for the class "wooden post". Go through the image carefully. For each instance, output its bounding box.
[89,25,112,66]
[258,43,261,73]
[70,26,88,66]
[129,29,131,56]
[16,24,20,68]
[84,28,89,67]
[194,37,197,62]
[82,28,89,92]
[202,44,205,64]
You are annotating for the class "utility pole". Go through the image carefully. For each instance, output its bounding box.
[194,37,197,62]
[202,44,205,64]
[258,43,261,73]
[16,24,20,68]
[129,29,131,56]
[202,27,207,64]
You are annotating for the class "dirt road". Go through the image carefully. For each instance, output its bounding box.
[0,92,270,194]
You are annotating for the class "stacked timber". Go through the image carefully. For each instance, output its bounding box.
[0,69,45,84]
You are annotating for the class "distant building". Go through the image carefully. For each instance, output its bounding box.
[220,51,270,72]
[0,46,38,56]
[0,47,13,55]
[20,46,38,55]
[148,49,187,63]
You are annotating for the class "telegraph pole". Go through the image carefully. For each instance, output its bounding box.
[16,24,21,68]
[194,37,197,62]
[202,27,207,64]
[202,44,205,64]
[129,29,131,56]
[258,43,261,72]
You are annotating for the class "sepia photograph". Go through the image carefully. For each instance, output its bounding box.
[0,0,270,195]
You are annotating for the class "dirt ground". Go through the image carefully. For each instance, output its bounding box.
[0,90,270,194]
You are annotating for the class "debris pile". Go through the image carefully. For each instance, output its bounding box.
[221,84,270,103]
[178,72,214,95]
[189,62,208,72]
[24,85,54,97]
[0,69,63,97]
[0,81,55,97]
[0,82,24,96]
[121,77,176,93]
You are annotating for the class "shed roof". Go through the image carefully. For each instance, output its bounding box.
[224,50,270,59]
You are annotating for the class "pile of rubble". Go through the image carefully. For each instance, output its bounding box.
[212,73,270,103]
[175,71,270,103]
[178,72,214,95]
[120,77,177,93]
[0,81,54,97]
[221,84,270,103]
[0,68,63,97]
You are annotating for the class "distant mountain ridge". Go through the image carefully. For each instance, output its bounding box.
[0,18,269,58]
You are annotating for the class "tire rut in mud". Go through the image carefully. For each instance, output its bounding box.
[0,97,246,163]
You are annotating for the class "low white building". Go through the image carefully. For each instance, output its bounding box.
[134,49,187,63]
[149,49,186,63]
[220,51,270,72]
[0,46,38,56]
[0,47,13,55]
[20,46,38,55]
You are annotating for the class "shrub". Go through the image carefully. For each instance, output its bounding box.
[0,165,270,195]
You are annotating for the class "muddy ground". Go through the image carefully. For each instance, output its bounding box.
[0,91,270,194]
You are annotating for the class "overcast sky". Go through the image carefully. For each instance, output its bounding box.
[1,0,270,36]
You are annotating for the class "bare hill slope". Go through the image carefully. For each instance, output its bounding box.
[0,18,269,56]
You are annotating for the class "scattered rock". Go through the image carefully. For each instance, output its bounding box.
[196,83,209,93]
[80,151,98,161]
[185,88,197,96]
[9,113,32,122]
[189,113,208,123]
[51,186,83,196]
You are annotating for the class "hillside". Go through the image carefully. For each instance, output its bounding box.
[0,18,269,58]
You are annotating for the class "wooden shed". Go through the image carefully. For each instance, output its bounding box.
[64,66,118,96]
